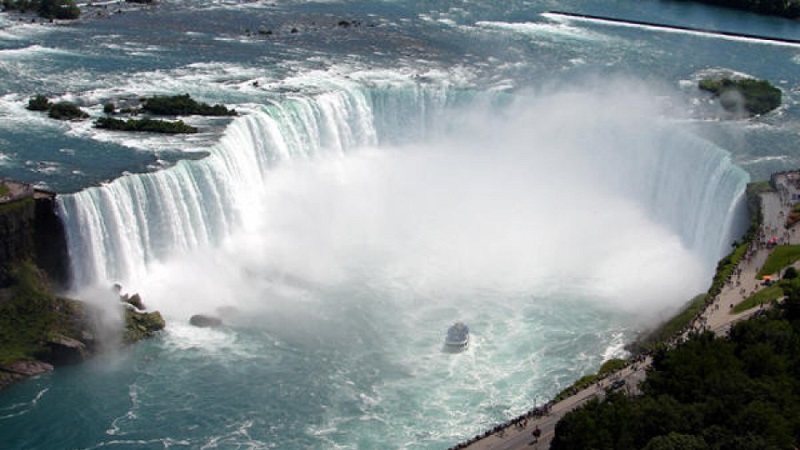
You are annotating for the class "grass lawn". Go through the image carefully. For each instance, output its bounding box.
[757,245,800,278]
[733,284,783,314]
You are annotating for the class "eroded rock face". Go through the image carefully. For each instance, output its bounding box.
[189,314,223,328]
[44,335,88,366]
[0,361,53,390]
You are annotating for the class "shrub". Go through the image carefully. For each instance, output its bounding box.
[38,0,80,20]
[95,116,198,134]
[699,78,781,116]
[47,101,89,120]
[27,94,51,111]
[784,266,798,280]
[141,93,237,116]
[103,103,116,115]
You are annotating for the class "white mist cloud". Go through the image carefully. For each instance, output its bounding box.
[132,80,720,326]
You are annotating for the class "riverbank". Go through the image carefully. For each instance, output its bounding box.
[452,170,800,450]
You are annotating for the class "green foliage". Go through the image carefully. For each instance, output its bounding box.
[123,309,165,344]
[47,101,89,120]
[552,298,800,450]
[0,197,33,214]
[2,0,37,13]
[554,373,598,403]
[103,103,115,115]
[553,359,631,403]
[598,358,628,377]
[2,0,81,20]
[37,0,79,19]
[732,284,783,313]
[784,266,798,280]
[642,432,708,450]
[673,0,800,19]
[0,260,166,367]
[699,78,782,116]
[757,245,800,278]
[632,294,707,354]
[27,94,51,112]
[95,116,198,134]
[27,96,88,121]
[0,261,82,365]
[141,94,237,116]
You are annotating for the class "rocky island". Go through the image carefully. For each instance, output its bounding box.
[699,77,782,118]
[25,93,237,134]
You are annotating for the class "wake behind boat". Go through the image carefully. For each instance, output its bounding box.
[444,322,470,351]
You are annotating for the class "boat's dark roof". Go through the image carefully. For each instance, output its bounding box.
[446,322,469,341]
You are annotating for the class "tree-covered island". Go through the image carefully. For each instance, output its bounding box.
[699,78,782,117]
[140,94,238,117]
[25,93,237,134]
[1,0,80,20]
[26,95,89,120]
[95,117,199,134]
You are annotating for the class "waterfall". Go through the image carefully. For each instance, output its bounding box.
[623,130,749,265]
[57,88,384,288]
[56,85,750,293]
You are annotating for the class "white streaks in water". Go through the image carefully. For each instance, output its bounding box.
[0,388,49,420]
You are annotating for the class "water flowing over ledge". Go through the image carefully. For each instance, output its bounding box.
[56,85,749,296]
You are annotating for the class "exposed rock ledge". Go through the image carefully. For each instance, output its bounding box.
[0,361,54,389]
[0,265,165,391]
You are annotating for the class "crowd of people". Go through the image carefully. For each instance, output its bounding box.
[446,404,551,450]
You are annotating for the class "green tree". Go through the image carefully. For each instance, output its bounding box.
[642,433,708,450]
[47,101,88,120]
[38,0,79,20]
[27,94,51,111]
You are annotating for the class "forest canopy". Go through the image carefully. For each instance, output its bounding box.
[551,279,800,450]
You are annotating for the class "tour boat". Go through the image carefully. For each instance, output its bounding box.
[444,322,470,350]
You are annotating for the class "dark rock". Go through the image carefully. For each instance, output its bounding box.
[0,361,53,390]
[0,184,69,289]
[190,314,223,328]
[124,309,165,343]
[43,335,88,365]
[34,193,70,289]
[125,293,145,310]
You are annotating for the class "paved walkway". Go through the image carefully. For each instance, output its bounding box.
[457,172,800,450]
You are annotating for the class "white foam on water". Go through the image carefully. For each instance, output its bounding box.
[0,388,49,420]
[0,43,75,58]
[476,20,614,43]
